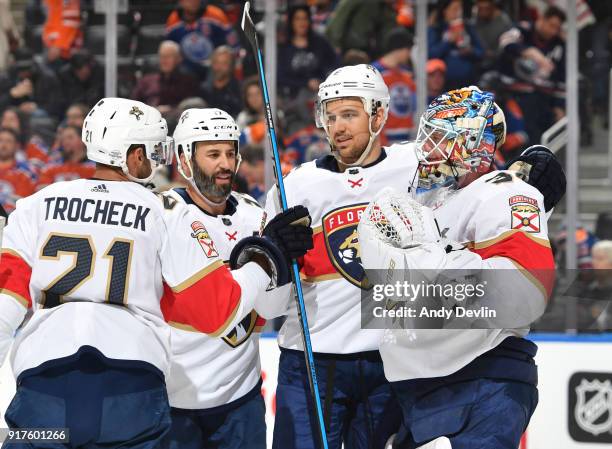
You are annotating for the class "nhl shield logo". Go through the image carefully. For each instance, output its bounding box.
[322,203,370,288]
[574,378,612,436]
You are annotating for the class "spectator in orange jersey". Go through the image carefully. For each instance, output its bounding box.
[42,0,82,61]
[36,125,94,190]
[0,127,36,214]
[372,27,417,144]
[0,107,49,172]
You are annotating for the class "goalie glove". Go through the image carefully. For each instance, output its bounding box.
[507,145,566,212]
[358,187,447,281]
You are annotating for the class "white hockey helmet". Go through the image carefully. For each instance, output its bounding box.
[83,98,173,184]
[315,64,390,167]
[173,108,241,202]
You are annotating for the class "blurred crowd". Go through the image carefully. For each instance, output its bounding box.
[0,0,611,329]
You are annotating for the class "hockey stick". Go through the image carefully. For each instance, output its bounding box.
[241,3,329,448]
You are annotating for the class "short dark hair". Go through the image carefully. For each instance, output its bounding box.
[543,5,566,23]
[127,143,145,156]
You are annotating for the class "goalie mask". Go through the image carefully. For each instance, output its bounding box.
[173,108,241,206]
[315,64,390,167]
[414,87,506,192]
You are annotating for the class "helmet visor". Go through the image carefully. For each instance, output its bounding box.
[145,136,174,167]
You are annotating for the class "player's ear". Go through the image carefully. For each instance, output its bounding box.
[126,144,148,177]
[372,106,385,133]
[179,151,192,178]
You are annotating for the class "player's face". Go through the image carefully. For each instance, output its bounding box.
[324,98,373,165]
[192,141,237,201]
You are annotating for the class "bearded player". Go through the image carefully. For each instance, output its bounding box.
[161,108,313,449]
[358,87,558,449]
[0,98,299,448]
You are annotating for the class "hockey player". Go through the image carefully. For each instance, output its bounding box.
[0,98,301,448]
[161,108,313,449]
[265,64,422,449]
[358,87,555,449]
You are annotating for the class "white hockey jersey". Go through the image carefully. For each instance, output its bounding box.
[264,145,420,354]
[377,170,555,381]
[0,179,271,378]
[162,188,267,409]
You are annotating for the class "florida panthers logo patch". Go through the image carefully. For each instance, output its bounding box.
[191,221,219,258]
[509,195,540,233]
[322,204,369,288]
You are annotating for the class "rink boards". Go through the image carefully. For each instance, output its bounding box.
[2,334,612,449]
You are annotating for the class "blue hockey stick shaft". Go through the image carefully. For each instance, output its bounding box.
[241,3,329,448]
[255,46,330,449]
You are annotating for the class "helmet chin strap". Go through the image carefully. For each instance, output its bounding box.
[329,116,382,168]
[121,161,157,185]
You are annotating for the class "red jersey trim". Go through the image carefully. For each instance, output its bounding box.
[162,261,242,336]
[300,227,338,281]
[468,230,555,299]
[0,250,32,309]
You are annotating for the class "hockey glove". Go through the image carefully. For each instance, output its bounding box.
[263,206,314,264]
[229,236,290,288]
[507,145,566,212]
